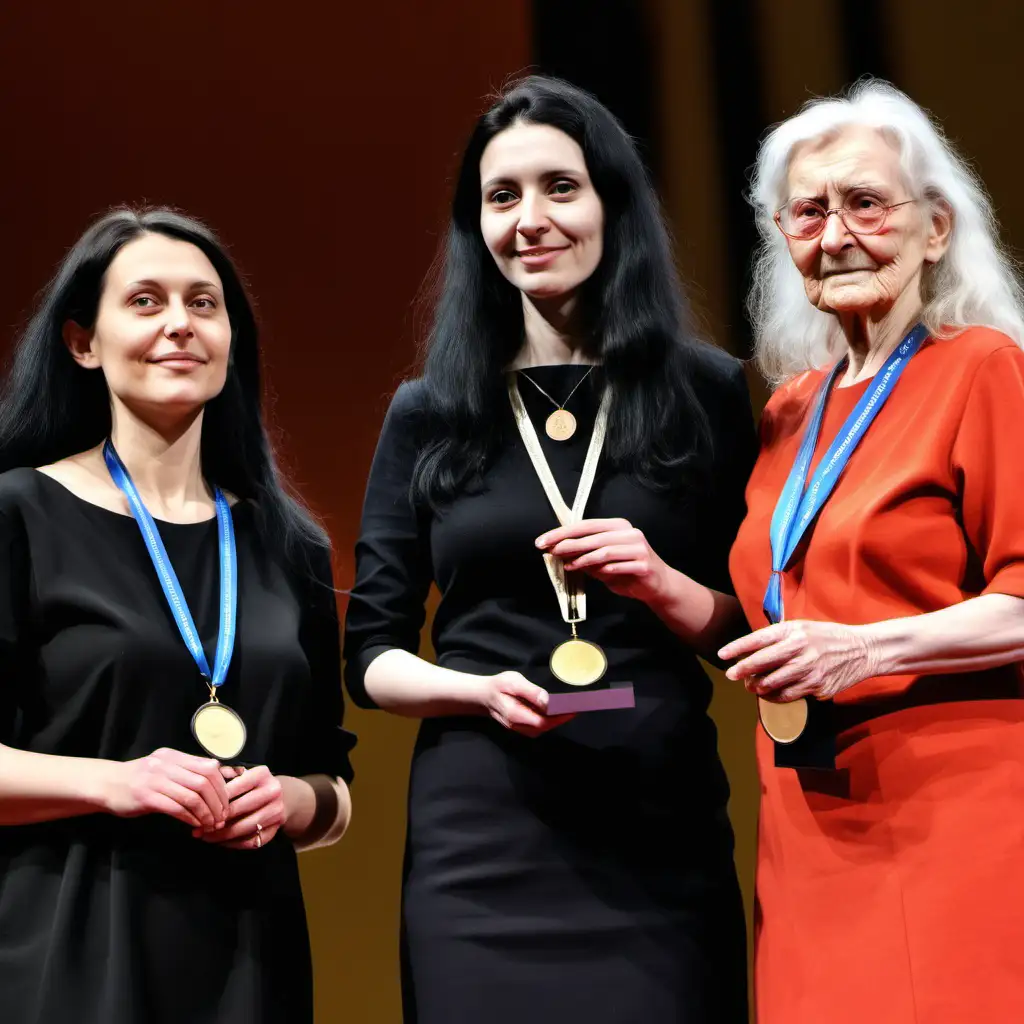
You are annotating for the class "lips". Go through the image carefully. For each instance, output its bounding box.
[149,353,205,364]
[516,246,569,257]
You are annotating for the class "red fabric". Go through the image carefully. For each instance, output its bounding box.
[730,327,1024,1023]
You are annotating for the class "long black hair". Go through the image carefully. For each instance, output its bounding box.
[413,74,711,507]
[0,206,328,571]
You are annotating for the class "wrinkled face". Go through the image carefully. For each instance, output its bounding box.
[783,125,950,319]
[67,232,232,418]
[479,122,605,302]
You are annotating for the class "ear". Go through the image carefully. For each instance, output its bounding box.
[924,197,953,264]
[62,320,100,369]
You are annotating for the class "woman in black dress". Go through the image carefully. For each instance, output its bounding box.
[344,77,754,1022]
[0,207,354,1024]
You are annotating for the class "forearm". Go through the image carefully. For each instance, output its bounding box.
[362,648,487,718]
[645,567,748,659]
[280,773,352,852]
[862,593,1024,677]
[0,744,114,825]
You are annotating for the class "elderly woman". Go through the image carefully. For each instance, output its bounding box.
[719,82,1024,1022]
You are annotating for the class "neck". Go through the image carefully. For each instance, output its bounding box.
[838,288,924,383]
[510,293,595,368]
[108,401,210,517]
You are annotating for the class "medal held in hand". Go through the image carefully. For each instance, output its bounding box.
[104,440,247,760]
[760,323,927,750]
[508,375,634,713]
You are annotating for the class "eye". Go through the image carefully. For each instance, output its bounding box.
[488,189,518,206]
[847,191,885,212]
[130,295,158,309]
[190,297,217,310]
[790,199,825,223]
[549,179,578,197]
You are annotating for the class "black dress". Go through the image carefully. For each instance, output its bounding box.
[0,469,355,1024]
[344,352,756,1023]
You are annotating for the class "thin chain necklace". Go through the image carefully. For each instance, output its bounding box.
[517,365,596,441]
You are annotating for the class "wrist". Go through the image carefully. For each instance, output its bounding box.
[82,758,123,815]
[279,775,317,839]
[853,620,899,678]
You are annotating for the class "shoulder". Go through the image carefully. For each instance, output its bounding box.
[929,326,1022,376]
[0,467,52,519]
[687,341,747,394]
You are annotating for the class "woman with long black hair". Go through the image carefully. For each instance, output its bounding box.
[0,207,353,1024]
[344,76,753,1022]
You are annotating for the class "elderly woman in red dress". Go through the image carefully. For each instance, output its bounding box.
[718,81,1024,1022]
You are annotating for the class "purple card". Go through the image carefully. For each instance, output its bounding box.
[546,683,635,715]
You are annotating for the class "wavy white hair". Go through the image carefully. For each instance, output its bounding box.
[748,79,1024,384]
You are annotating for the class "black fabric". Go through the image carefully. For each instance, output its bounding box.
[0,468,354,1024]
[345,350,756,1023]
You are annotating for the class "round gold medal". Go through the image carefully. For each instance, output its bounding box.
[191,701,247,760]
[545,409,577,442]
[550,638,608,686]
[758,695,808,744]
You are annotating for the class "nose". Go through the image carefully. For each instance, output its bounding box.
[819,209,853,255]
[516,190,550,239]
[163,299,194,342]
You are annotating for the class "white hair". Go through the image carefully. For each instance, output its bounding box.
[748,79,1024,384]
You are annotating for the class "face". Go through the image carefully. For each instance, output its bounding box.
[479,122,604,302]
[782,125,951,318]
[65,232,232,418]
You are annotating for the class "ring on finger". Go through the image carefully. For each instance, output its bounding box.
[254,822,263,849]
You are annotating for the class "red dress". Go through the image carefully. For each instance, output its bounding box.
[729,328,1024,1023]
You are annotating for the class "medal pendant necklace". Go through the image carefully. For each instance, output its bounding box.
[517,365,595,441]
[103,440,247,761]
[508,374,610,686]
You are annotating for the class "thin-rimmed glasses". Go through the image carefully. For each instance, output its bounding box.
[774,195,916,240]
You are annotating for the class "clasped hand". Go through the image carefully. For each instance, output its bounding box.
[109,748,284,850]
[718,619,879,702]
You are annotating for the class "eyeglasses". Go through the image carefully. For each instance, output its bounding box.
[774,195,916,240]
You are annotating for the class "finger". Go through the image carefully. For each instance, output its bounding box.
[501,696,548,731]
[204,806,282,844]
[536,519,630,548]
[564,544,643,572]
[726,641,797,681]
[212,825,280,851]
[718,624,787,662]
[750,662,807,694]
[160,778,219,829]
[225,767,267,800]
[547,531,633,559]
[593,561,647,576]
[221,779,281,825]
[146,791,205,829]
[165,764,227,826]
[501,678,549,712]
[160,750,231,818]
[537,712,576,730]
[220,765,246,781]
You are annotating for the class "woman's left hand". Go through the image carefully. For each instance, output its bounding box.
[718,620,879,702]
[536,518,669,603]
[195,765,285,850]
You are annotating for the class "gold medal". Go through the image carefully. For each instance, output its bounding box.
[550,637,608,686]
[545,408,577,441]
[758,695,808,744]
[191,699,247,760]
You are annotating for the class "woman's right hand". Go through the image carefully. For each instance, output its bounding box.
[100,748,231,831]
[475,671,576,737]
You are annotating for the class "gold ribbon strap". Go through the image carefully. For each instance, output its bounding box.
[507,373,610,625]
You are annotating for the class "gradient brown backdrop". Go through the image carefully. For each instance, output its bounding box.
[3,2,1022,1021]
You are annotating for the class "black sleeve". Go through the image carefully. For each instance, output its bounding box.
[0,503,31,742]
[693,354,759,594]
[295,543,357,783]
[342,382,434,709]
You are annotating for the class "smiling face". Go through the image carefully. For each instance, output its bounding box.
[65,232,232,420]
[783,124,951,320]
[478,122,604,303]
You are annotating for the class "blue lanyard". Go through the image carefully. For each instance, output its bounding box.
[763,323,928,624]
[104,440,238,691]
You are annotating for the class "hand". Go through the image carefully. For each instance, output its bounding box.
[718,620,879,702]
[103,748,231,831]
[536,518,670,603]
[476,671,575,738]
[197,764,285,850]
